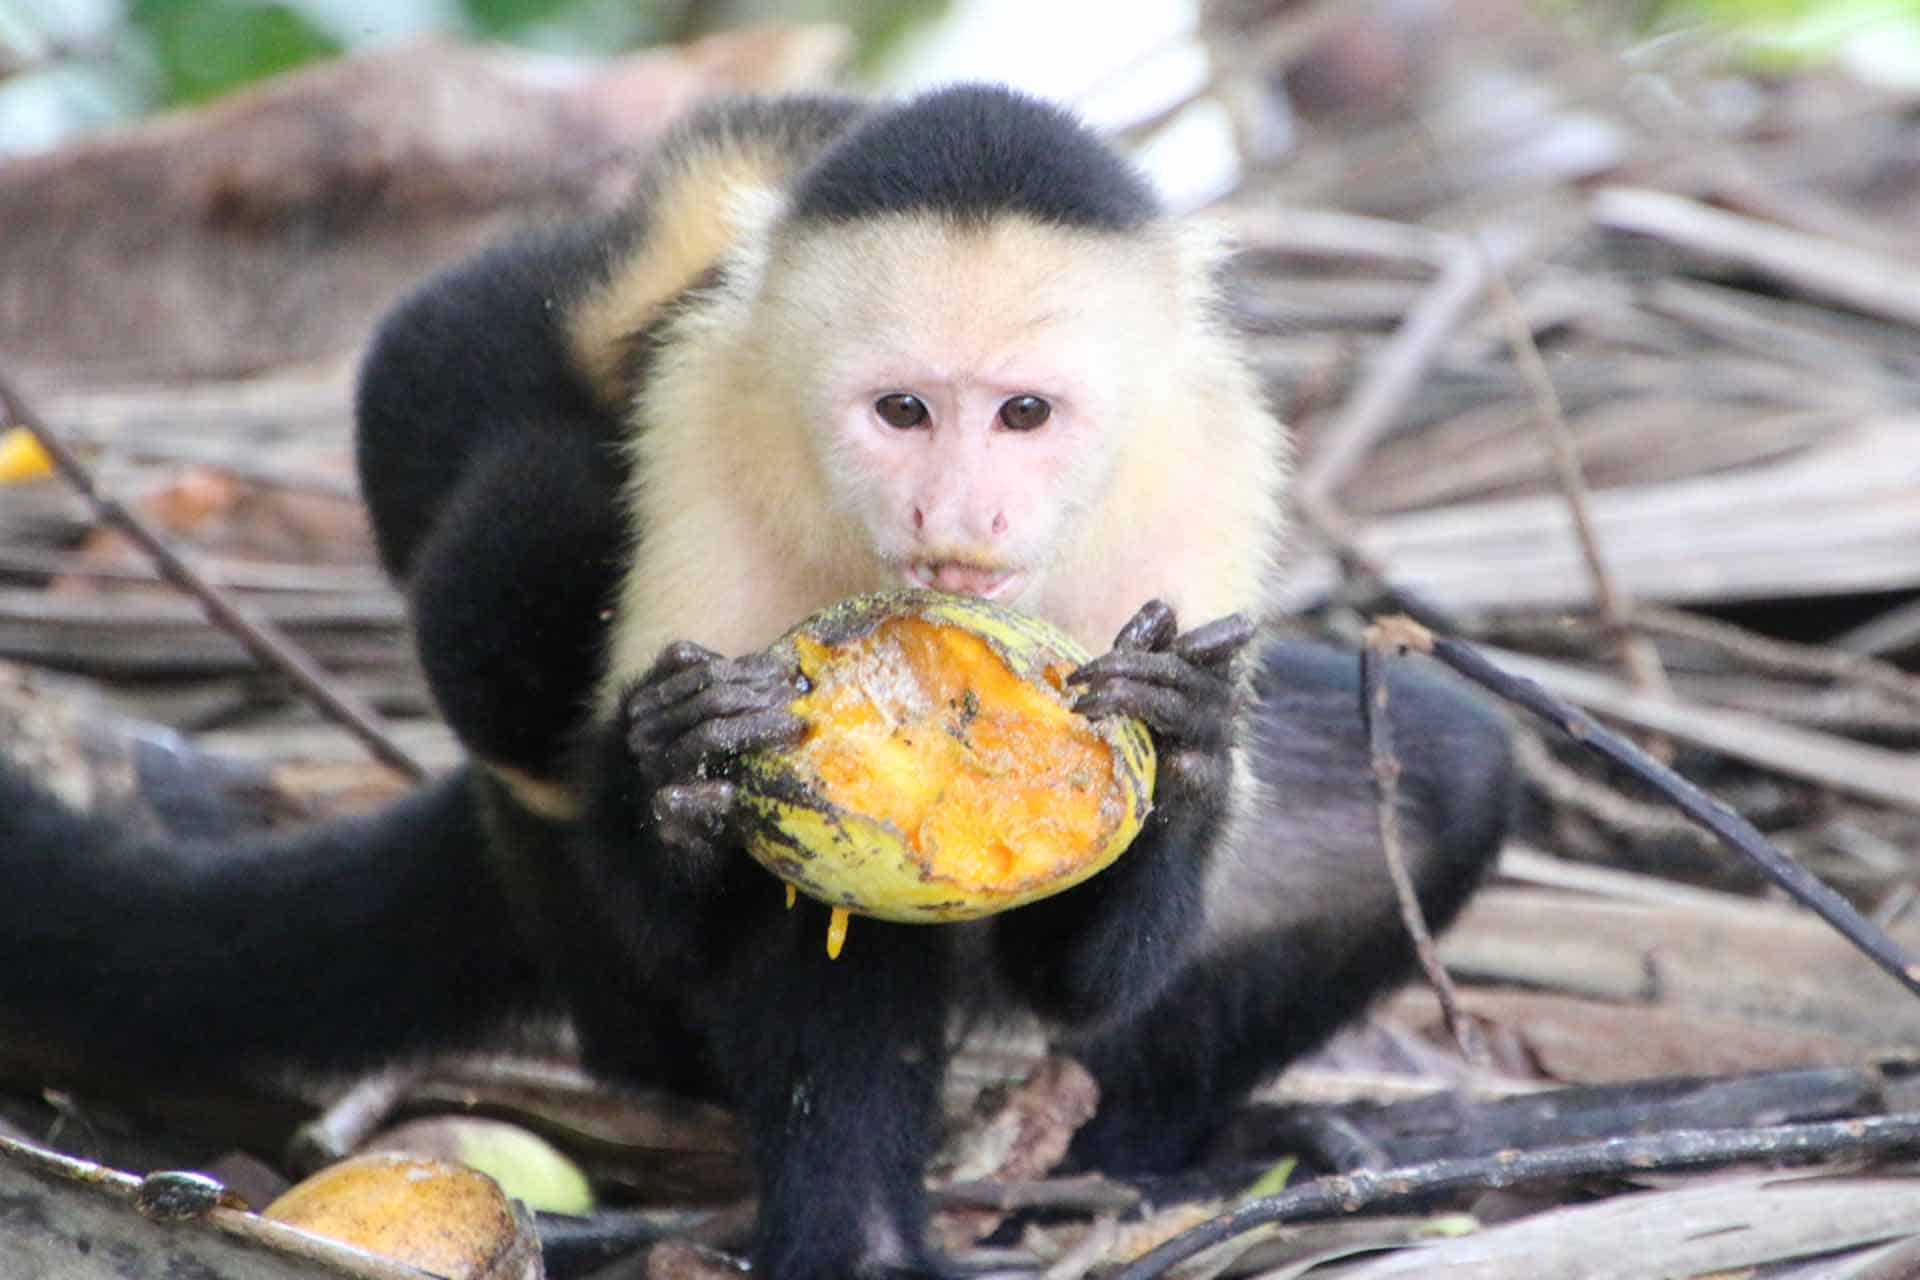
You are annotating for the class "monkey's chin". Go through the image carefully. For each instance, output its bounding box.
[902,562,1025,601]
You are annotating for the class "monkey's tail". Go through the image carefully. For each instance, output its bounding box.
[0,759,541,1073]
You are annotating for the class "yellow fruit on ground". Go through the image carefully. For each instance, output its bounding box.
[0,427,54,484]
[263,1153,521,1279]
[739,590,1155,952]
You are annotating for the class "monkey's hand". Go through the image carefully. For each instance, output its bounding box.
[1069,601,1255,816]
[621,642,806,860]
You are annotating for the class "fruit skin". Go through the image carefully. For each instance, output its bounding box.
[738,590,1156,924]
[263,1153,523,1279]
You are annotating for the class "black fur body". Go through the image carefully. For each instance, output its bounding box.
[0,86,1514,1280]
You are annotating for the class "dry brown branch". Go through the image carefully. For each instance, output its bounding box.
[1360,626,1480,1063]
[1837,598,1920,659]
[1591,187,1920,331]
[1109,1113,1920,1280]
[1408,623,1920,1000]
[1629,604,1920,713]
[1484,645,1920,814]
[1296,226,1544,506]
[286,1068,420,1173]
[0,368,425,780]
[1510,729,1711,848]
[1482,245,1670,701]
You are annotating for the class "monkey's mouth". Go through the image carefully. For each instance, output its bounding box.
[904,561,1023,600]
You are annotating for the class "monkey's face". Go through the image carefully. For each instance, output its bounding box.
[758,215,1177,606]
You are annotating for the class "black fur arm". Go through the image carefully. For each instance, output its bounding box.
[1065,641,1514,1173]
[990,603,1254,1028]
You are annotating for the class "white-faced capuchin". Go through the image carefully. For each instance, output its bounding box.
[0,85,1513,1279]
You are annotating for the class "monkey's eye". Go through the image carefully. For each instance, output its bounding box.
[875,394,929,429]
[998,395,1051,431]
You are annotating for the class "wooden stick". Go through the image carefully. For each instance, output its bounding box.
[1591,187,1920,332]
[0,367,426,781]
[1110,1113,1920,1280]
[1482,645,1920,815]
[1360,627,1480,1063]
[1484,249,1670,701]
[1404,621,1920,1001]
[1297,224,1545,505]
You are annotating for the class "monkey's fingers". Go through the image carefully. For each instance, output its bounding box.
[653,780,738,852]
[631,666,797,745]
[1072,676,1231,749]
[666,707,807,775]
[634,650,792,711]
[647,639,723,676]
[1068,648,1222,700]
[1170,614,1256,671]
[1112,599,1178,652]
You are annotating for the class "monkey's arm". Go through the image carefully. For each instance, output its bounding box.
[0,761,544,1073]
[566,644,807,982]
[1066,641,1514,1173]
[990,601,1254,1027]
[573,649,953,1280]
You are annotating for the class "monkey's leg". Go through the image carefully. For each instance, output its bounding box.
[1065,643,1514,1174]
[579,655,955,1278]
[699,909,954,1280]
[558,840,956,1280]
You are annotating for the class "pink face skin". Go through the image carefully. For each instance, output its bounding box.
[754,216,1162,611]
[825,355,1105,603]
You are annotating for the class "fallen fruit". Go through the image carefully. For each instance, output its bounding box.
[263,1152,529,1279]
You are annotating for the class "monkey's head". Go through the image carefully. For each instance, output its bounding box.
[616,85,1283,671]
[717,85,1223,618]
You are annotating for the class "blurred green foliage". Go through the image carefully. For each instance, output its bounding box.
[1639,0,1920,74]
[129,0,340,105]
[0,0,947,151]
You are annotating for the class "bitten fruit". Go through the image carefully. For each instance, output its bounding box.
[739,591,1156,955]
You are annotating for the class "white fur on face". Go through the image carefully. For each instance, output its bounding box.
[762,218,1156,606]
[595,210,1289,711]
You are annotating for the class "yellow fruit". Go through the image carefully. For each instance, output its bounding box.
[263,1153,522,1279]
[740,591,1155,953]
[0,427,53,484]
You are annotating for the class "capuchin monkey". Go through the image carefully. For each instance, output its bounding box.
[0,85,1513,1278]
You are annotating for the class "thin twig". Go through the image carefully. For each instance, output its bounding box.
[1631,604,1920,713]
[1294,499,1472,638]
[1481,244,1670,701]
[1510,729,1712,849]
[1109,1112,1920,1280]
[1359,625,1480,1064]
[1296,233,1519,505]
[0,368,426,781]
[1836,597,1920,659]
[1484,646,1920,815]
[1392,619,1920,1000]
[286,1067,421,1174]
[1591,187,1920,332]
